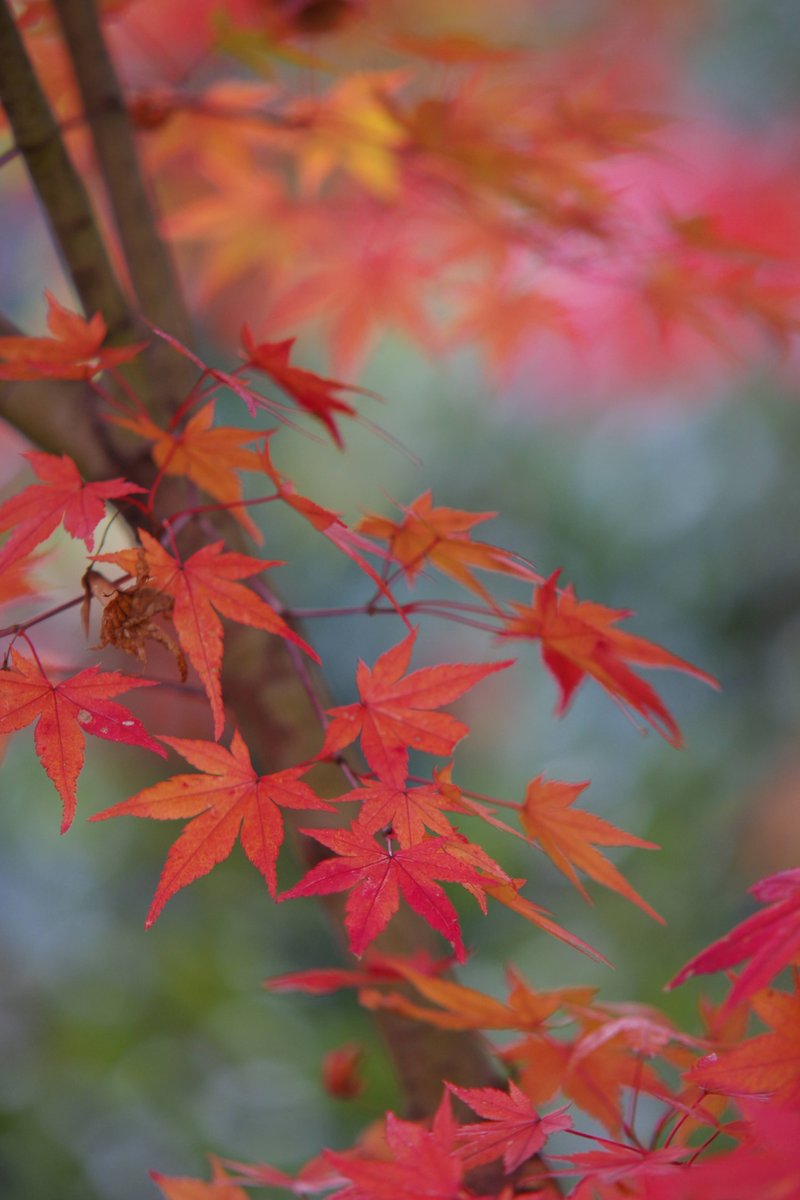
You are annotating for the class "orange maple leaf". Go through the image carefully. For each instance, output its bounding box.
[286,72,408,200]
[520,775,663,922]
[0,291,145,380]
[361,960,596,1032]
[151,1155,249,1200]
[0,649,165,832]
[92,729,331,925]
[501,570,718,746]
[503,1024,669,1136]
[111,401,263,540]
[0,451,144,574]
[95,529,318,738]
[320,629,512,783]
[357,490,536,604]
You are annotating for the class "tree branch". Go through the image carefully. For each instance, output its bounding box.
[0,0,134,345]
[52,0,197,414]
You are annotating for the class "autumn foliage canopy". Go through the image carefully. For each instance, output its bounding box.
[1,1,799,1197]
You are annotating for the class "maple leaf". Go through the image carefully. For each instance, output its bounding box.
[0,452,144,574]
[324,1091,467,1200]
[503,1029,664,1136]
[341,775,458,846]
[281,824,500,960]
[271,194,440,374]
[111,402,263,540]
[356,490,537,605]
[263,949,452,996]
[447,1080,571,1173]
[92,730,330,925]
[95,529,318,738]
[688,987,800,1105]
[151,1156,249,1200]
[83,556,186,681]
[0,649,165,832]
[501,570,718,746]
[668,868,800,1010]
[287,72,408,200]
[0,291,145,380]
[519,775,663,922]
[641,1103,800,1200]
[361,960,596,1033]
[320,630,512,783]
[501,1002,681,1135]
[552,1140,687,1199]
[242,326,376,447]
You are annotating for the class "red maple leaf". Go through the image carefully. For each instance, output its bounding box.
[95,529,319,738]
[688,986,800,1105]
[501,570,718,746]
[341,775,458,846]
[642,1103,800,1200]
[92,729,330,926]
[0,452,144,574]
[0,291,145,380]
[519,775,663,922]
[668,868,800,1010]
[281,824,501,960]
[324,1091,466,1200]
[241,325,376,447]
[0,648,165,831]
[320,630,512,783]
[448,1080,571,1172]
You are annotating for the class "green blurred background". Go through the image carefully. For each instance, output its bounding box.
[2,1,800,1197]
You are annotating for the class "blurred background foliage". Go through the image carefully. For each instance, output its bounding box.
[2,0,800,1198]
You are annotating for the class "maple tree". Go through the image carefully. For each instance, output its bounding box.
[1,2,799,1199]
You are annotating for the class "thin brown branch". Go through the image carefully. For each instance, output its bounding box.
[0,0,134,345]
[52,0,196,416]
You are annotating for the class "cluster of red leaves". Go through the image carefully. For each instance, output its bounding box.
[0,300,719,941]
[4,294,791,1199]
[4,4,800,1195]
[245,887,800,1199]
